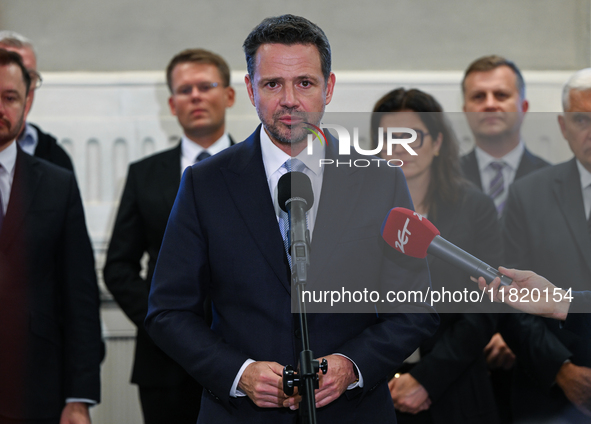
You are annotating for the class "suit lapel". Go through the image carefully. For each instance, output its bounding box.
[552,159,591,276]
[221,127,290,292]
[309,136,363,282]
[0,149,42,250]
[161,144,182,211]
[461,150,483,190]
[515,148,538,180]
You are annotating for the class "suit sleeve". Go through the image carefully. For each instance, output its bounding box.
[501,183,572,388]
[563,291,591,338]
[60,173,103,402]
[330,167,439,394]
[103,165,150,328]
[145,167,249,406]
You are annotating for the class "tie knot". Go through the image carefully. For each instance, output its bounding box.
[282,158,306,173]
[196,151,211,163]
[489,161,505,172]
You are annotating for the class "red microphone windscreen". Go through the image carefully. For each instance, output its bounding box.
[381,207,440,258]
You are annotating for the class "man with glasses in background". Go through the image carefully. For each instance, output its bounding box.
[103,48,235,424]
[0,31,74,171]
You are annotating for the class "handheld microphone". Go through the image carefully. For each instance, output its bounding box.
[278,172,314,284]
[381,207,511,286]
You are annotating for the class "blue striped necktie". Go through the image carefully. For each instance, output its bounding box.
[488,161,506,216]
[196,151,211,163]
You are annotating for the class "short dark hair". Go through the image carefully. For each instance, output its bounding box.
[0,48,31,96]
[166,48,231,93]
[462,55,525,99]
[371,88,466,218]
[243,14,331,83]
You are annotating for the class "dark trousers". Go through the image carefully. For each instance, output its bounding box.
[139,377,202,424]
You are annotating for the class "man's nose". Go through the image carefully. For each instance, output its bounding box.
[280,85,298,108]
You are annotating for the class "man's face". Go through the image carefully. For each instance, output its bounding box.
[558,89,591,172]
[245,43,335,146]
[0,45,37,117]
[463,66,529,141]
[0,63,27,151]
[168,62,235,142]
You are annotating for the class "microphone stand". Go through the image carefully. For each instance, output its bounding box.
[282,201,328,424]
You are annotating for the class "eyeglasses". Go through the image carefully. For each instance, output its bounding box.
[174,82,221,96]
[382,128,429,150]
[28,70,42,90]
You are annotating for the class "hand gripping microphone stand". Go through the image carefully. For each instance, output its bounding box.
[278,172,328,424]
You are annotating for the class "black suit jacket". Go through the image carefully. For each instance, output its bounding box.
[29,123,74,172]
[566,291,591,338]
[104,138,233,387]
[145,126,439,423]
[503,158,591,422]
[0,148,102,420]
[460,147,550,192]
[404,186,501,424]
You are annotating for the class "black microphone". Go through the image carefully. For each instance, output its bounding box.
[381,207,512,286]
[278,172,314,283]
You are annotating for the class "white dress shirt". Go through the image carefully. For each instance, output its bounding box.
[576,160,591,220]
[16,122,38,156]
[180,133,231,175]
[0,140,17,215]
[475,140,525,191]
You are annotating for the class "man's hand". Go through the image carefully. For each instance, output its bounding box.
[388,373,430,414]
[556,362,591,417]
[60,402,91,424]
[484,333,515,370]
[238,361,288,408]
[283,355,357,410]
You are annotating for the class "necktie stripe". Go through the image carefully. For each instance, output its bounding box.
[488,161,506,216]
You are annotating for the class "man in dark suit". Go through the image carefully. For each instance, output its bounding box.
[145,15,438,423]
[0,49,102,424]
[458,55,567,423]
[460,55,549,213]
[0,31,74,171]
[502,68,591,422]
[103,48,235,424]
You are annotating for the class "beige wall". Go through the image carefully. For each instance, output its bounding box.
[0,0,589,72]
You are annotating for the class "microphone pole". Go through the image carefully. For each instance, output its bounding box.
[278,172,327,424]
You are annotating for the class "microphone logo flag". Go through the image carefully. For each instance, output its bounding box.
[395,218,411,253]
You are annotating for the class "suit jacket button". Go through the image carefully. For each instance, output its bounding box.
[294,329,301,339]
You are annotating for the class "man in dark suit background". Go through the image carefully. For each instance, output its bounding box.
[0,31,74,172]
[460,55,549,215]
[458,55,571,423]
[103,48,235,424]
[0,49,102,424]
[145,15,438,424]
[502,68,591,422]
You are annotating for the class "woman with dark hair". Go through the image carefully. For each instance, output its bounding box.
[373,88,501,424]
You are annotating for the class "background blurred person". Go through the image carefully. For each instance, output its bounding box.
[501,68,591,422]
[372,87,501,424]
[0,31,74,171]
[103,48,235,424]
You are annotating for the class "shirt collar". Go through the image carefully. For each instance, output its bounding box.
[576,159,591,192]
[475,140,525,172]
[0,140,18,175]
[16,122,38,155]
[259,126,325,180]
[181,133,231,163]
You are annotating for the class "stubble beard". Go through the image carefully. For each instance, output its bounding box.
[259,107,318,146]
